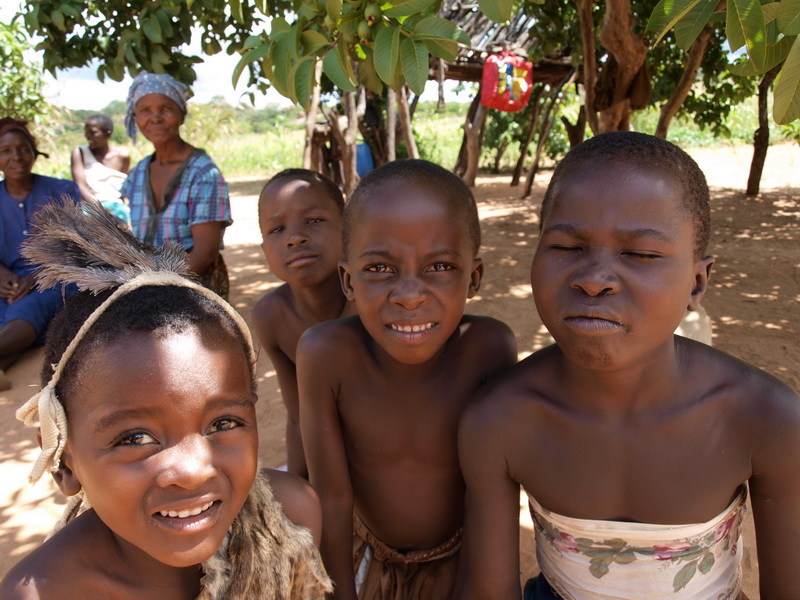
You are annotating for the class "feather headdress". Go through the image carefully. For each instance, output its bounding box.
[16,197,255,483]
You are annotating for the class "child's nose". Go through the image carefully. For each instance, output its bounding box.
[286,225,310,248]
[570,256,620,297]
[154,435,217,489]
[390,275,428,309]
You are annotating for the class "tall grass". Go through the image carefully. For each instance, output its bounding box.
[24,96,794,183]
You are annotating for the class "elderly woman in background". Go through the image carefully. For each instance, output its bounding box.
[71,113,131,225]
[0,117,80,390]
[122,72,231,298]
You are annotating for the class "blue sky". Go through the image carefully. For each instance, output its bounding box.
[3,1,471,110]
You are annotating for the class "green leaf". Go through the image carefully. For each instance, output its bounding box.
[777,0,800,34]
[322,38,357,91]
[358,47,384,93]
[647,0,702,46]
[727,0,767,68]
[761,2,781,23]
[399,36,428,94]
[339,9,363,35]
[232,42,272,86]
[412,16,466,62]
[383,0,437,18]
[155,9,174,38]
[374,24,400,84]
[729,34,794,75]
[774,35,800,123]
[50,9,65,32]
[301,30,331,54]
[271,37,294,98]
[674,0,719,50]
[328,0,343,21]
[228,0,245,23]
[143,16,163,44]
[292,56,316,109]
[271,17,292,35]
[477,0,515,24]
[256,0,270,16]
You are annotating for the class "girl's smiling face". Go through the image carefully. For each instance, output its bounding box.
[59,324,258,568]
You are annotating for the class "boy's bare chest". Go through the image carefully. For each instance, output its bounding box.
[338,368,478,458]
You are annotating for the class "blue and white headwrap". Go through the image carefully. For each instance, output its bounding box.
[125,72,192,142]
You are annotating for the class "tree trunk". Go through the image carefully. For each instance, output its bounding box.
[437,57,446,111]
[655,25,714,139]
[747,68,779,196]
[494,138,509,172]
[397,86,419,159]
[323,90,360,194]
[572,0,600,135]
[455,93,481,176]
[523,69,577,198]
[386,86,397,162]
[511,85,546,187]
[598,0,648,132]
[463,101,488,187]
[303,59,324,169]
[561,104,587,148]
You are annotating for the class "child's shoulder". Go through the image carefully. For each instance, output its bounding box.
[252,284,293,329]
[299,315,365,352]
[455,314,517,358]
[1,511,117,599]
[689,338,800,423]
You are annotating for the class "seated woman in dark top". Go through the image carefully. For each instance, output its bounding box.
[0,117,79,390]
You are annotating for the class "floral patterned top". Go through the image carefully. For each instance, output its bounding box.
[527,487,746,600]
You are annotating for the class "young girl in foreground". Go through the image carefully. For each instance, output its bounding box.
[0,199,331,599]
[459,132,800,599]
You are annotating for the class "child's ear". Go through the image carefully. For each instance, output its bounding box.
[51,445,83,497]
[467,258,484,299]
[338,260,356,302]
[688,256,714,311]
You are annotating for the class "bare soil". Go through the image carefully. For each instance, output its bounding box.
[1,142,797,597]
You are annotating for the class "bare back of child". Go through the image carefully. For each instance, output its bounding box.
[253,169,356,478]
[297,160,517,600]
[459,132,800,600]
[1,199,331,600]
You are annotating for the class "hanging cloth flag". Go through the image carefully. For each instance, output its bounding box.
[480,51,534,113]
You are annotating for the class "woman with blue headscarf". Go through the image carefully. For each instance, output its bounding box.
[121,72,231,298]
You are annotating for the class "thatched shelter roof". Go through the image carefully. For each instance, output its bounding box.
[434,1,576,84]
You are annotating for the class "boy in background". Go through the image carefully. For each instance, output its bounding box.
[298,160,518,599]
[253,169,354,477]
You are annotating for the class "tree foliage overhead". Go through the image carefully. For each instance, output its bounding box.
[0,18,54,124]
[232,0,470,107]
[645,0,799,123]
[19,0,474,109]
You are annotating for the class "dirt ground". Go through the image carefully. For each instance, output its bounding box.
[0,142,797,596]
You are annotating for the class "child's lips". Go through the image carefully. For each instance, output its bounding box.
[387,321,438,342]
[152,499,221,532]
[286,252,318,268]
[563,312,624,336]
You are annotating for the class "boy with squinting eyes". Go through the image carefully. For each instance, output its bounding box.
[459,132,800,600]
